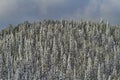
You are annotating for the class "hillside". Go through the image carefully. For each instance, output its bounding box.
[0,20,120,80]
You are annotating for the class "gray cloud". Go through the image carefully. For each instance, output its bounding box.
[34,0,66,14]
[0,0,17,18]
[66,0,120,24]
[63,0,101,21]
[100,0,120,24]
[0,0,66,18]
[0,0,120,28]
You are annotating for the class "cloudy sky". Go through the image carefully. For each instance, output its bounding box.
[0,0,120,28]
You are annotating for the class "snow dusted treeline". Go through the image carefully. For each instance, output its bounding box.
[0,20,120,80]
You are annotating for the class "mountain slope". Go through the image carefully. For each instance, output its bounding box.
[0,20,120,80]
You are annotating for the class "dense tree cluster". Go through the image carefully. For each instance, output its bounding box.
[0,20,120,80]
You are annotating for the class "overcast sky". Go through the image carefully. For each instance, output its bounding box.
[0,0,120,28]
